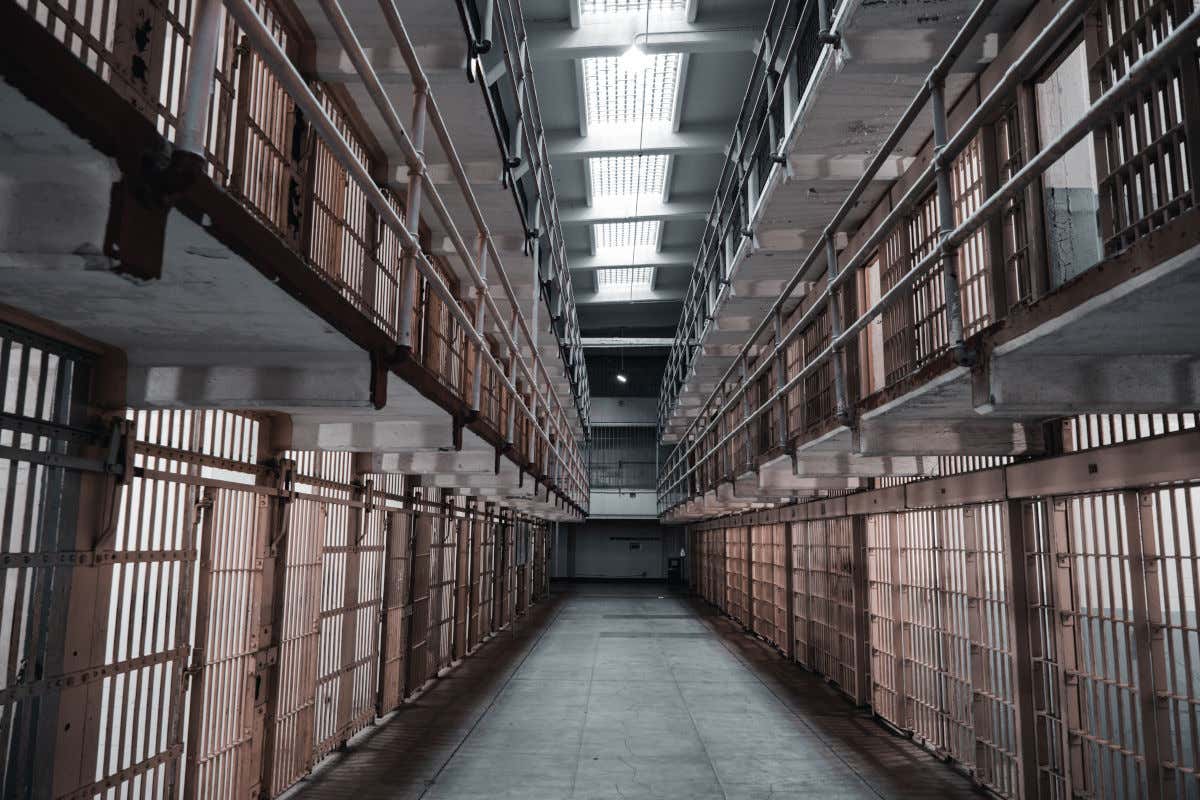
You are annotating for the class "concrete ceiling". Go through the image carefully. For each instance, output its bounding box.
[525,0,771,335]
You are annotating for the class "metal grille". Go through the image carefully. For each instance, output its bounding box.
[1065,412,1200,451]
[749,523,787,649]
[1089,0,1199,254]
[580,54,682,129]
[587,426,657,489]
[867,513,904,726]
[588,155,668,198]
[804,518,858,695]
[0,327,89,799]
[725,526,749,629]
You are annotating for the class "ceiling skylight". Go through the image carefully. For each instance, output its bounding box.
[581,54,682,130]
[580,0,687,21]
[596,267,655,294]
[593,221,661,252]
[588,155,668,198]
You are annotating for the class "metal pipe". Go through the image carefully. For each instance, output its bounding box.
[175,0,224,159]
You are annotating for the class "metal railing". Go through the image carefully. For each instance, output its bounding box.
[455,0,593,434]
[656,0,830,431]
[657,0,1200,514]
[174,0,590,508]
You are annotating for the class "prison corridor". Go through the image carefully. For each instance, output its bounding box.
[283,582,977,800]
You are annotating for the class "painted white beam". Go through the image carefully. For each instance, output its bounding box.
[574,288,685,305]
[581,337,674,348]
[568,248,695,272]
[786,153,915,182]
[546,125,727,160]
[527,19,758,60]
[559,195,708,226]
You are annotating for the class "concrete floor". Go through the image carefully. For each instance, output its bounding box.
[286,583,979,799]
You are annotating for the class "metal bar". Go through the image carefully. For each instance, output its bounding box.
[659,2,1200,505]
[175,0,224,158]
[226,0,583,512]
[930,80,969,365]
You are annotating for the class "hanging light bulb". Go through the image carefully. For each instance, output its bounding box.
[615,372,628,384]
[619,42,651,73]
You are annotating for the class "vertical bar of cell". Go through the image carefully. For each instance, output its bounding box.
[773,309,788,448]
[335,467,366,746]
[739,357,752,475]
[890,512,909,731]
[963,505,988,775]
[929,80,968,363]
[406,506,433,694]
[1013,85,1049,302]
[51,357,120,798]
[851,514,871,706]
[249,420,291,799]
[396,90,428,350]
[1002,500,1042,800]
[470,235,488,414]
[376,510,404,716]
[1127,490,1169,800]
[454,500,472,661]
[183,489,216,800]
[823,232,850,422]
[1048,498,1086,796]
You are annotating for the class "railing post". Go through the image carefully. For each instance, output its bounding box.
[823,231,851,424]
[773,308,788,449]
[739,356,752,475]
[929,80,971,366]
[470,233,488,415]
[397,89,428,351]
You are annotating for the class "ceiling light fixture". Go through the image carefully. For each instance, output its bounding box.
[615,372,629,384]
[619,42,652,72]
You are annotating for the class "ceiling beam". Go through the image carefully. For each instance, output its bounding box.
[787,153,915,181]
[568,248,695,272]
[561,196,709,226]
[575,288,685,305]
[547,124,728,160]
[527,19,758,60]
[581,337,674,348]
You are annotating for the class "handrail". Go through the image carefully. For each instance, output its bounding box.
[658,0,1010,475]
[656,0,1200,513]
[206,0,589,511]
[480,0,593,434]
[657,0,827,429]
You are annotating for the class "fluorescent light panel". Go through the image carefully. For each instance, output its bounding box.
[588,155,668,198]
[596,267,655,290]
[581,54,682,129]
[593,221,660,251]
[580,0,686,20]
